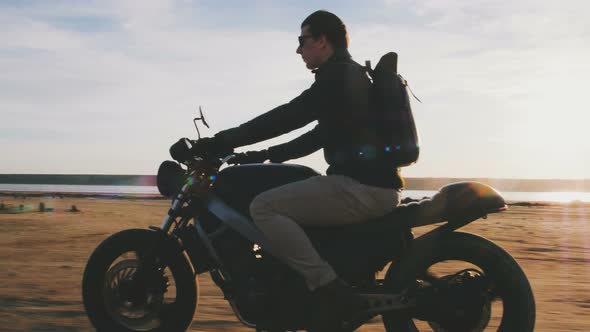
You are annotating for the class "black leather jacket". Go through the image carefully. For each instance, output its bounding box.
[216,48,403,189]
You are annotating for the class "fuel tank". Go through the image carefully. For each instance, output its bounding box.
[213,163,320,217]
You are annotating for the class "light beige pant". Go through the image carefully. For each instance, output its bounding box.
[249,175,400,291]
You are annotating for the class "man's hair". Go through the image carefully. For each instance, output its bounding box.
[301,10,348,49]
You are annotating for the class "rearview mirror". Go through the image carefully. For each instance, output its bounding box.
[193,106,210,139]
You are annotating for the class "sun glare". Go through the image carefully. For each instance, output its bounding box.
[524,192,590,203]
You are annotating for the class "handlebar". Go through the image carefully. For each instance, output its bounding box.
[220,154,237,167]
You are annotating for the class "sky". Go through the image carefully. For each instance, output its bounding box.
[1,0,589,179]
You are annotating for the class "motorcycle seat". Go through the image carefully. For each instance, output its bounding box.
[304,201,420,236]
[305,182,507,234]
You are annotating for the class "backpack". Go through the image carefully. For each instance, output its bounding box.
[365,52,420,167]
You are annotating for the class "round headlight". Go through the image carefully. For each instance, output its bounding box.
[157,160,186,197]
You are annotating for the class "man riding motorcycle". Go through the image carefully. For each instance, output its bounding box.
[179,10,403,330]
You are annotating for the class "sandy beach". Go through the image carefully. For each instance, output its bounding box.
[1,195,589,331]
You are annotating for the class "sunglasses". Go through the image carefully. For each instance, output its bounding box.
[298,34,314,48]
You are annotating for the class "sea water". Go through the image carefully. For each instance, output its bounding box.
[0,184,588,203]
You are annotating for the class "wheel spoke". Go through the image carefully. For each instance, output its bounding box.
[101,256,176,330]
[83,229,198,332]
[386,262,501,331]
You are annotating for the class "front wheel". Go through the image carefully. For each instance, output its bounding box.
[383,232,535,332]
[82,229,197,332]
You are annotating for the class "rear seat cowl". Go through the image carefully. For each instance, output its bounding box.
[409,182,506,227]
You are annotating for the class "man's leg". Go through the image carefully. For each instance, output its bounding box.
[249,175,399,290]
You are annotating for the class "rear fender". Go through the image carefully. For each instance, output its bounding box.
[385,231,490,291]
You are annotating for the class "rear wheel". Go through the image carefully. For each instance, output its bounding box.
[82,229,197,332]
[382,232,535,332]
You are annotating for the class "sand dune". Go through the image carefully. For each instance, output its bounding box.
[1,196,589,331]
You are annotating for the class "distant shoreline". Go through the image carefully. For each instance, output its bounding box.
[0,174,588,192]
[0,174,156,186]
[0,191,167,200]
[2,191,589,207]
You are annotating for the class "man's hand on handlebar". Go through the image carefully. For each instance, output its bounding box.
[169,136,232,163]
[190,137,231,157]
[169,138,193,163]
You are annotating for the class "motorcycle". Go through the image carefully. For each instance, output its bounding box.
[82,114,536,331]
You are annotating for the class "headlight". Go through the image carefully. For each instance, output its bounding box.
[157,160,186,197]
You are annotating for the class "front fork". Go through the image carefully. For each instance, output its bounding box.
[127,181,195,288]
[159,182,193,233]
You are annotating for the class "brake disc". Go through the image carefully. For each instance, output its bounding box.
[103,259,166,329]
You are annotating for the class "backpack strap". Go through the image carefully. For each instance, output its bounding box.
[398,74,422,104]
[364,60,374,78]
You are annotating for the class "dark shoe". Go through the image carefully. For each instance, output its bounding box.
[309,279,365,332]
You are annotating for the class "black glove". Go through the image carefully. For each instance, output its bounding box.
[232,150,269,164]
[169,138,193,163]
[170,136,233,163]
[190,136,232,158]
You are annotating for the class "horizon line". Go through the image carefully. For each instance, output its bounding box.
[0,173,588,181]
